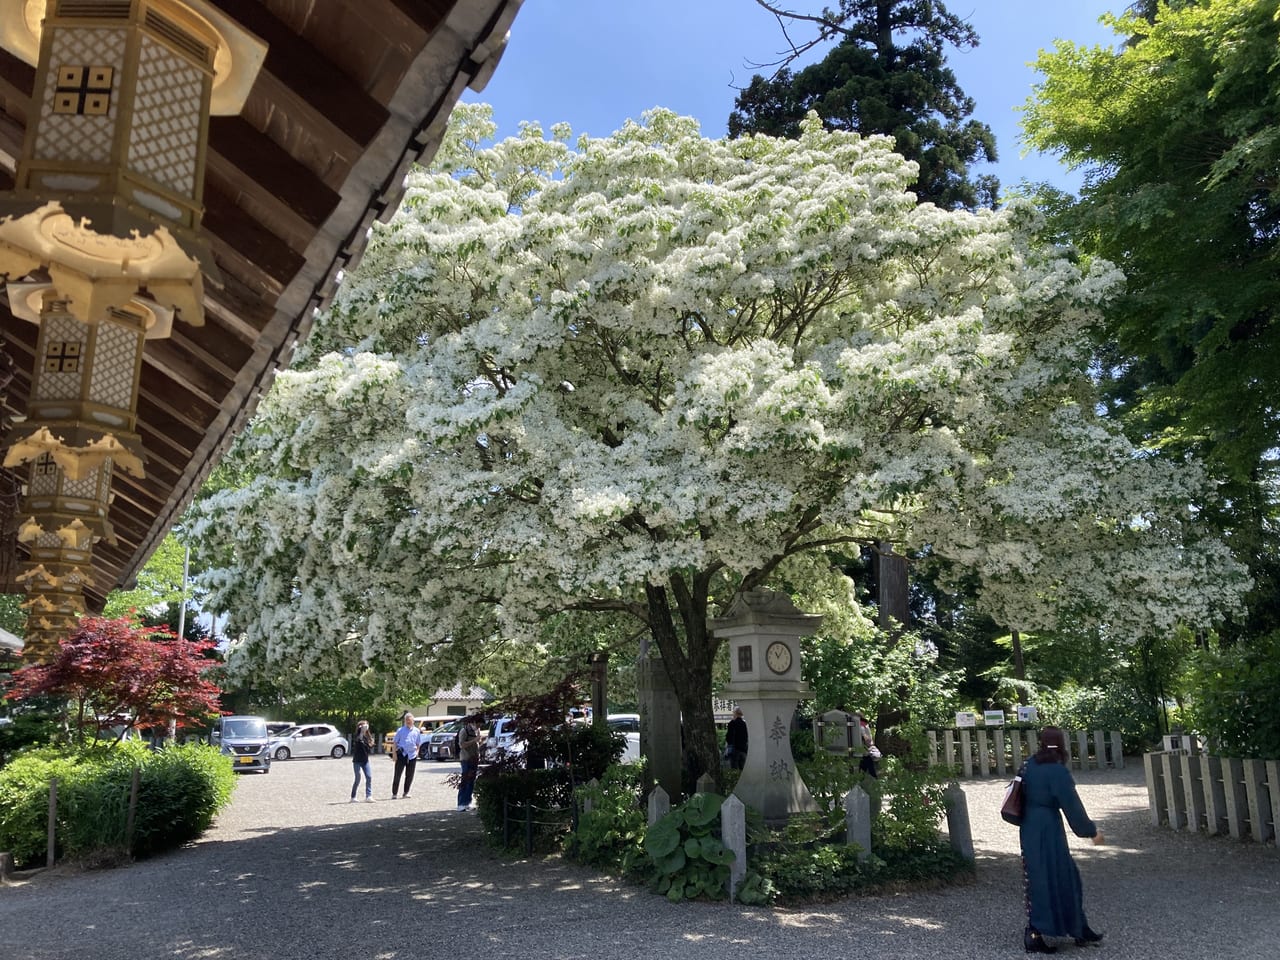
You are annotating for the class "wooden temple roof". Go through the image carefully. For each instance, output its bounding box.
[0,0,524,608]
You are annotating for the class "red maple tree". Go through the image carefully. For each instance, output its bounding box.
[5,616,222,743]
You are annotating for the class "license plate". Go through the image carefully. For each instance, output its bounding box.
[237,757,253,764]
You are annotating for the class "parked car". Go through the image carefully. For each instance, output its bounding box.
[212,715,272,773]
[269,723,349,760]
[424,718,466,761]
[266,721,295,736]
[483,716,525,761]
[607,713,641,764]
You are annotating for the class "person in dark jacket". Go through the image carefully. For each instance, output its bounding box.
[1019,726,1105,953]
[725,707,748,770]
[349,719,375,802]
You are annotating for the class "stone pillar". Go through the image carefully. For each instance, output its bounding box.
[844,785,872,862]
[713,590,821,824]
[1202,756,1227,835]
[1180,754,1206,833]
[721,795,747,900]
[1144,752,1167,826]
[943,781,974,861]
[637,654,682,802]
[647,785,670,826]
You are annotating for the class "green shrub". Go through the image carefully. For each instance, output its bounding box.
[0,750,81,866]
[0,742,236,868]
[1184,632,1280,759]
[1036,683,1155,754]
[756,834,972,902]
[564,762,648,875]
[643,792,736,901]
[474,767,574,851]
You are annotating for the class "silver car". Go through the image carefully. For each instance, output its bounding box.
[269,723,349,760]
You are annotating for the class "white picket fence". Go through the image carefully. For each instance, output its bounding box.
[1144,748,1279,846]
[925,727,1124,779]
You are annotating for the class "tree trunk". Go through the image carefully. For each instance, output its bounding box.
[874,542,911,748]
[1011,628,1026,682]
[644,579,720,791]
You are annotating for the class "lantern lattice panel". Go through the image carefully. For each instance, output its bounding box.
[87,316,143,410]
[33,311,88,401]
[127,35,204,197]
[34,28,127,163]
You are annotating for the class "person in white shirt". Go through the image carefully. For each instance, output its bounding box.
[391,712,422,799]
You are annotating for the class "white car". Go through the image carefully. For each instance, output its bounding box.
[484,716,524,760]
[269,723,349,760]
[606,714,641,764]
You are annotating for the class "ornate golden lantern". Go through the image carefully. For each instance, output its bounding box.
[0,0,265,660]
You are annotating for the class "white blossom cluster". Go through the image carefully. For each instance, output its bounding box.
[190,105,1247,689]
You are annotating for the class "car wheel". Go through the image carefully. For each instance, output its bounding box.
[274,746,291,760]
[331,744,346,759]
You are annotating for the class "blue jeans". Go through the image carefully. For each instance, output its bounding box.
[351,758,372,798]
[458,757,478,807]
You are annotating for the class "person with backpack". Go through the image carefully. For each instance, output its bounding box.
[456,717,484,811]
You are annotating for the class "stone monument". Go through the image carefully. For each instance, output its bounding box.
[711,589,821,822]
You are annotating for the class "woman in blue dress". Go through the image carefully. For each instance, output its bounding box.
[1020,726,1105,953]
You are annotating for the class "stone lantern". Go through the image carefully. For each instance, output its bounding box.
[0,0,265,660]
[711,589,822,823]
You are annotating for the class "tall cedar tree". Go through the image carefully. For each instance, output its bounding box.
[6,616,222,743]
[1023,0,1280,639]
[729,0,998,209]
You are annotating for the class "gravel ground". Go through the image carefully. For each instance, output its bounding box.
[1,755,1277,960]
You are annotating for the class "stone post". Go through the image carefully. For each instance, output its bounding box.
[1160,751,1187,829]
[943,781,974,861]
[1223,758,1247,839]
[647,785,670,826]
[1202,756,1227,835]
[1144,752,1167,826]
[637,654,683,803]
[721,795,747,900]
[844,785,871,863]
[1242,759,1273,843]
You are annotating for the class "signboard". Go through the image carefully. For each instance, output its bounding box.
[983,710,1006,727]
[1017,705,1039,724]
[955,711,976,728]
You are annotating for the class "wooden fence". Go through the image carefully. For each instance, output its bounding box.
[925,727,1124,779]
[1144,749,1279,846]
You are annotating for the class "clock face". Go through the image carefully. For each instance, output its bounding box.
[765,641,792,674]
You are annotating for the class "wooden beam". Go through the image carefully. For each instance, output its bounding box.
[208,115,341,228]
[202,181,307,292]
[143,339,234,409]
[210,0,389,147]
[386,0,458,35]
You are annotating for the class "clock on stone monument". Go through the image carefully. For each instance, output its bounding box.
[765,640,792,674]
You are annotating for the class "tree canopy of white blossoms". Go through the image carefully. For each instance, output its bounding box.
[190,104,1248,777]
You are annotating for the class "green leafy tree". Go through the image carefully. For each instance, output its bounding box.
[1022,1,1280,640]
[730,0,998,208]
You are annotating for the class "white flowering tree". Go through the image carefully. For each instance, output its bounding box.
[191,105,1246,778]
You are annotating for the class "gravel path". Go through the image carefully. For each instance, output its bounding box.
[1,756,1276,960]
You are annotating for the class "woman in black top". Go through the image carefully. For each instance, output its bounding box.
[350,719,376,802]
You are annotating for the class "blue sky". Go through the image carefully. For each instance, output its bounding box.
[465,0,1122,194]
